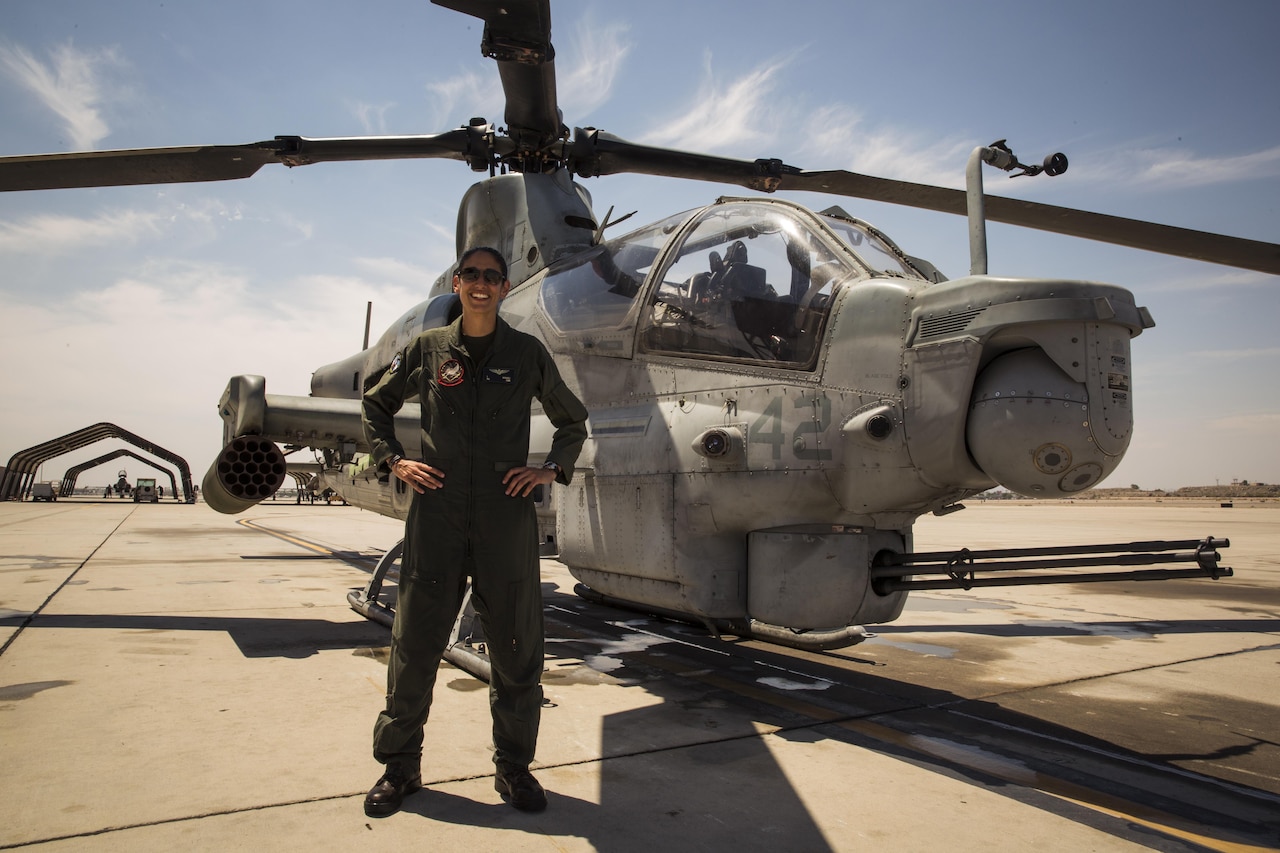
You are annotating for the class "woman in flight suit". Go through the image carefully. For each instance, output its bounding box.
[361,246,588,817]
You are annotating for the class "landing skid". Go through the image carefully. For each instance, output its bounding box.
[572,583,872,651]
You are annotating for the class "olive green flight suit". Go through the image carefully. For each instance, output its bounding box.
[362,315,588,771]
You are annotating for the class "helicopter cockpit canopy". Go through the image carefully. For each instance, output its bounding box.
[538,200,925,369]
[538,210,687,334]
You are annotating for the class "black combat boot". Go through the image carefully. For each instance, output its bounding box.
[364,762,422,817]
[495,763,547,812]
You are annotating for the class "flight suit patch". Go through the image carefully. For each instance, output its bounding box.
[438,359,465,386]
[483,367,514,384]
[389,352,402,374]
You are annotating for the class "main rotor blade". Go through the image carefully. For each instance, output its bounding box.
[571,129,1280,276]
[0,130,487,192]
[782,170,1280,276]
[0,143,283,191]
[432,0,563,151]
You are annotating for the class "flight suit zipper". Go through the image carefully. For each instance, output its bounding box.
[464,341,485,558]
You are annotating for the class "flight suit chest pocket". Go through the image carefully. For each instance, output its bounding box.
[478,366,527,417]
[482,366,516,386]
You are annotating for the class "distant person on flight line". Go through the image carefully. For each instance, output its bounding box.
[360,246,588,817]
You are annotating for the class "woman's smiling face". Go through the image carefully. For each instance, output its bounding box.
[453,254,510,315]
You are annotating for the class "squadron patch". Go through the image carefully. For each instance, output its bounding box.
[388,352,403,374]
[438,358,465,387]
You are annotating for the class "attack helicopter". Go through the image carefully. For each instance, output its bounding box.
[3,0,1276,670]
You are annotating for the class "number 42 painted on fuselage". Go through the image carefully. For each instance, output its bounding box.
[748,395,833,463]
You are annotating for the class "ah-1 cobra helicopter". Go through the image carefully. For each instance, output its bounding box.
[4,1,1277,671]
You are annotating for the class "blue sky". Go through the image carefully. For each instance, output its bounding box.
[2,0,1277,491]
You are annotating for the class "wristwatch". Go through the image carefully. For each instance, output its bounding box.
[387,454,403,469]
[541,460,561,474]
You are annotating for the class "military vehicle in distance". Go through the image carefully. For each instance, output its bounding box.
[133,478,159,503]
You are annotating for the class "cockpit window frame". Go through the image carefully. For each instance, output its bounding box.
[636,200,863,371]
[535,210,695,353]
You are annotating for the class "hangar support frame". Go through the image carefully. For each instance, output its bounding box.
[1,422,194,502]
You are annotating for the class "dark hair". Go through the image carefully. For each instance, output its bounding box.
[457,246,508,281]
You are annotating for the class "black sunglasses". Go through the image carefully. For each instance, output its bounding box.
[457,267,505,285]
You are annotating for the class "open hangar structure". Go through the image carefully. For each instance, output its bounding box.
[1,422,195,502]
[63,448,185,501]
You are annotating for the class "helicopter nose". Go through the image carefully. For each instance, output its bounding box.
[966,346,1132,497]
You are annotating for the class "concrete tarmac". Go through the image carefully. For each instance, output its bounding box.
[1,498,1277,852]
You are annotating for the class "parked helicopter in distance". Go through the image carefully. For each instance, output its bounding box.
[3,0,1273,665]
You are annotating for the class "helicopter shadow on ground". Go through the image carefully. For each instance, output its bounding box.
[395,727,835,853]
[408,701,837,851]
[382,576,832,850]
[386,578,833,848]
[522,580,1280,849]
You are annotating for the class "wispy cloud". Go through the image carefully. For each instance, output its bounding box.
[412,219,462,273]
[0,265,321,450]
[425,70,503,129]
[0,257,427,452]
[1190,346,1280,362]
[799,103,974,186]
[284,272,426,341]
[1071,142,1280,191]
[0,199,332,319]
[0,193,274,256]
[0,41,124,149]
[0,208,165,253]
[1141,267,1274,294]
[558,16,631,119]
[419,13,629,134]
[352,256,437,290]
[1129,144,1280,188]
[350,101,396,135]
[635,53,973,186]
[639,52,793,153]
[1207,411,1280,436]
[418,217,454,246]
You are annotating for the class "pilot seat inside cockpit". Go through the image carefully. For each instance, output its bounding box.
[645,230,837,365]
